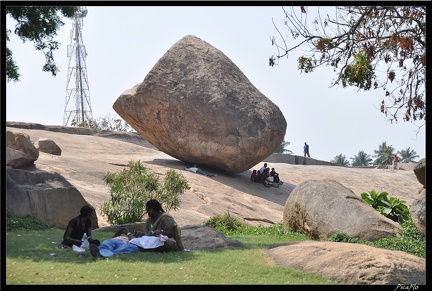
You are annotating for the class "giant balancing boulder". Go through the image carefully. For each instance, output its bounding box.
[113,35,287,173]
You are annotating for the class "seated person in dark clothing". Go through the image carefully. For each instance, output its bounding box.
[255,170,264,183]
[270,168,283,185]
[61,205,100,248]
[250,169,257,182]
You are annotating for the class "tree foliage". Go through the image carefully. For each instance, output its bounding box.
[372,141,395,166]
[274,140,293,154]
[350,150,373,167]
[398,147,419,163]
[73,114,135,132]
[6,6,78,82]
[270,6,426,124]
[101,160,189,225]
[331,153,350,166]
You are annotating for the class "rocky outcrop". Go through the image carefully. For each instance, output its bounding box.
[113,35,287,173]
[410,159,426,235]
[6,128,97,229]
[268,241,426,285]
[34,138,62,155]
[413,158,425,187]
[6,167,99,229]
[6,130,39,168]
[410,188,426,236]
[283,179,402,241]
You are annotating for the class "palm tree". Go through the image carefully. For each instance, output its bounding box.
[398,147,420,163]
[274,140,293,154]
[331,154,350,166]
[350,150,373,167]
[372,142,395,166]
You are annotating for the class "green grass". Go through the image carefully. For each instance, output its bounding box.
[6,228,340,285]
[6,213,425,285]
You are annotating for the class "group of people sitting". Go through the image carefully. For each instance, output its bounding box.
[250,163,283,188]
[61,199,185,259]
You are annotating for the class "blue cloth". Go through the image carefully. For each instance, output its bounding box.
[98,238,139,257]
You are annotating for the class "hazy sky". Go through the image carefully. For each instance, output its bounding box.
[5,5,426,162]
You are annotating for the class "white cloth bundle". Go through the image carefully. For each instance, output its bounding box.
[129,235,165,249]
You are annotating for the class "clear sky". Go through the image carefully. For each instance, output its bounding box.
[5,5,426,163]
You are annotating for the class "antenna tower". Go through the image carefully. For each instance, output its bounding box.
[63,6,93,127]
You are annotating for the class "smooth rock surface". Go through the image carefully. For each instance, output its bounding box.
[114,35,286,173]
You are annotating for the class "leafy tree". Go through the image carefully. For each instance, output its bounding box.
[331,154,350,166]
[398,147,419,163]
[274,140,293,154]
[350,150,372,167]
[372,141,394,166]
[6,6,79,82]
[101,160,189,225]
[270,6,426,124]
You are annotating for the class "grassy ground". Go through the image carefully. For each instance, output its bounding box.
[5,214,424,285]
[5,228,340,285]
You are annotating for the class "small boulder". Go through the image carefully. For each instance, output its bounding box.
[410,188,426,236]
[283,179,402,241]
[268,241,426,285]
[6,130,39,168]
[413,158,425,187]
[34,138,62,155]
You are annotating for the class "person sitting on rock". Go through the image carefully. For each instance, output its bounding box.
[250,169,257,182]
[270,168,283,187]
[255,169,264,183]
[259,163,268,174]
[263,168,273,187]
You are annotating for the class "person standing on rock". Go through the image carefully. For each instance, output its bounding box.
[61,205,100,248]
[304,142,310,158]
[393,154,399,170]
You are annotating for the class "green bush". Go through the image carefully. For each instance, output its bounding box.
[204,213,247,233]
[372,217,426,258]
[327,218,425,258]
[361,189,410,224]
[204,214,309,239]
[101,160,189,225]
[6,213,51,231]
[328,232,364,244]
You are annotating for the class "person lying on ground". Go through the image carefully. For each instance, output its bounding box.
[89,226,139,258]
[184,164,216,177]
[90,199,185,258]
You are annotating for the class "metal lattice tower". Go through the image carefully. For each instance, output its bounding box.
[63,6,93,127]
